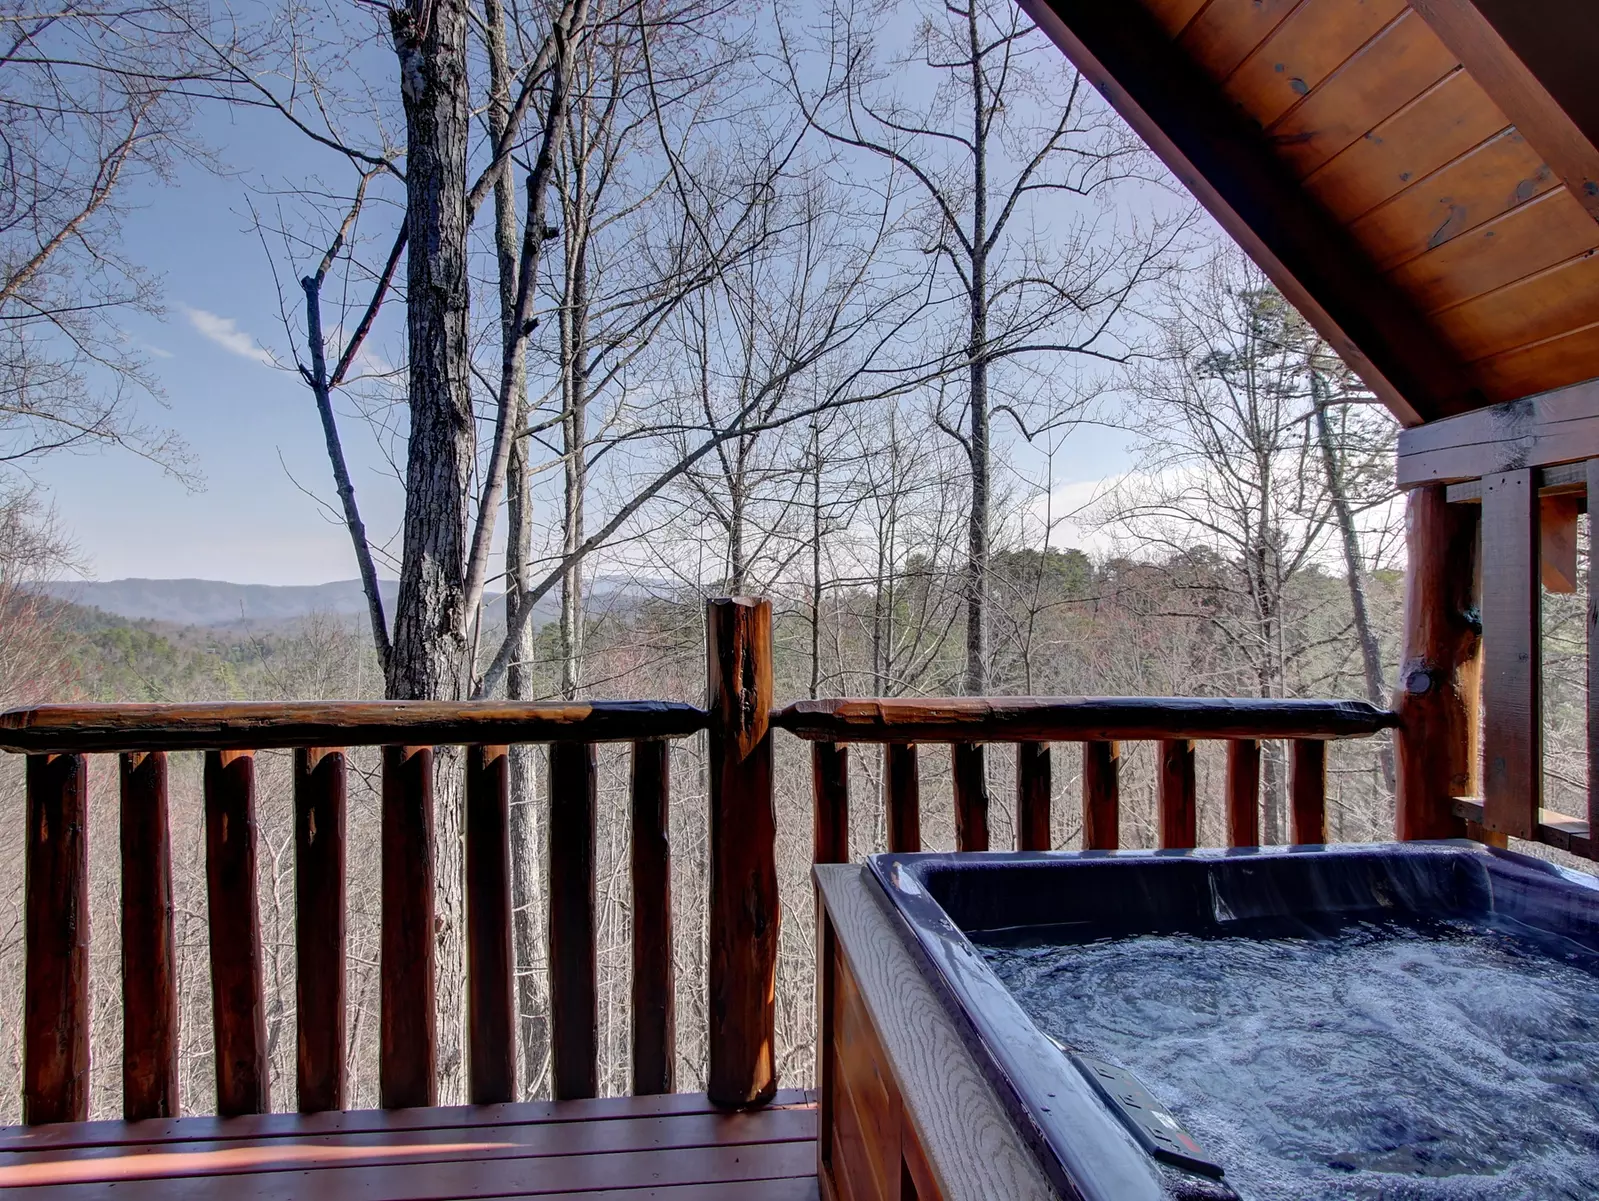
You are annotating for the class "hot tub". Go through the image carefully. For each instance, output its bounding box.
[868,841,1599,1201]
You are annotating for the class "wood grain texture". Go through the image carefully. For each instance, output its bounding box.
[815,865,1055,1201]
[1480,469,1541,839]
[1396,486,1479,841]
[630,739,675,1097]
[1081,740,1120,850]
[1158,739,1197,849]
[1435,249,1599,365]
[775,696,1395,742]
[466,745,515,1105]
[25,753,89,1125]
[1178,0,1301,80]
[705,598,779,1109]
[380,745,436,1109]
[549,740,598,1102]
[1019,0,1479,424]
[120,751,177,1121]
[1015,742,1051,852]
[0,700,707,754]
[952,742,989,852]
[1226,739,1261,847]
[1541,493,1579,593]
[1271,9,1458,179]
[812,742,849,865]
[1590,459,1599,835]
[1290,739,1328,844]
[1475,320,1599,404]
[885,744,921,854]
[1396,376,1599,486]
[1304,68,1508,224]
[294,748,345,1114]
[204,750,269,1117]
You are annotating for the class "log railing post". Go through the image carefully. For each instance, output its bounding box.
[885,743,920,853]
[705,597,778,1108]
[812,742,849,865]
[205,749,269,1117]
[295,747,346,1114]
[631,739,674,1096]
[549,740,598,1101]
[1290,739,1328,844]
[1226,740,1261,848]
[1158,739,1197,850]
[1016,743,1051,851]
[466,744,515,1105]
[1082,740,1119,850]
[25,753,89,1125]
[952,742,989,851]
[1480,470,1541,839]
[1396,485,1479,840]
[121,750,177,1120]
[380,745,436,1109]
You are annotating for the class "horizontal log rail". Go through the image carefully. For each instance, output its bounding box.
[773,696,1397,743]
[0,700,707,754]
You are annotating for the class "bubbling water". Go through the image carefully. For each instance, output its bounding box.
[979,917,1599,1200]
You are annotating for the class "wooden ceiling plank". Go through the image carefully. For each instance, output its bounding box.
[1476,323,1599,404]
[1225,0,1408,132]
[1389,187,1599,314]
[1179,0,1305,81]
[1304,69,1507,222]
[1435,248,1599,364]
[1349,128,1554,269]
[1271,10,1458,179]
[1410,0,1599,223]
[1020,0,1482,424]
[1142,0,1210,38]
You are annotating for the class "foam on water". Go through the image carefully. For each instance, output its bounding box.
[978,917,1599,1199]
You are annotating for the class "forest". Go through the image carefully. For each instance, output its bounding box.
[2,0,1578,1119]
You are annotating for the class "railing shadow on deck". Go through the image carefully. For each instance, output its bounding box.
[0,596,1405,1128]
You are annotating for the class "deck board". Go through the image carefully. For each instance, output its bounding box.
[0,1093,818,1199]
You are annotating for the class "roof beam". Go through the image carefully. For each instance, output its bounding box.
[1019,0,1486,426]
[1411,0,1599,223]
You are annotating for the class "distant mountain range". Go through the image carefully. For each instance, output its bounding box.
[37,576,664,629]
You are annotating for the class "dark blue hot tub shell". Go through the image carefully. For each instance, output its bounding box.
[865,841,1599,1201]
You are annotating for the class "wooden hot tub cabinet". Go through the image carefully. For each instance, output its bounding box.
[815,863,1055,1201]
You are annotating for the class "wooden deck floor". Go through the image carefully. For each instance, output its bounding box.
[0,1089,818,1198]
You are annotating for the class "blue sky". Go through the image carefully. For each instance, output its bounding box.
[31,31,1155,587]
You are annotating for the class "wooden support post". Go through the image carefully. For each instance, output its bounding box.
[1481,470,1540,839]
[953,742,989,851]
[631,740,674,1096]
[1016,743,1051,851]
[466,745,515,1105]
[1082,741,1119,850]
[1225,740,1261,848]
[1396,485,1479,840]
[205,749,269,1117]
[380,745,436,1109]
[812,742,849,865]
[120,750,177,1121]
[549,739,598,1101]
[1290,740,1328,845]
[295,747,346,1114]
[705,597,779,1109]
[885,743,921,853]
[25,753,88,1125]
[1588,461,1599,835]
[1158,739,1196,850]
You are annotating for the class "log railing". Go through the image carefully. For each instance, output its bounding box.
[0,595,1405,1128]
[776,697,1398,861]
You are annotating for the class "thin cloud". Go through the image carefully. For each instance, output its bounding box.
[181,305,273,366]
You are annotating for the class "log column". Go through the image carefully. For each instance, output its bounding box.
[706,597,779,1108]
[1395,485,1478,841]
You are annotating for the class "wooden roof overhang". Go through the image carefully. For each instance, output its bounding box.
[1021,0,1599,461]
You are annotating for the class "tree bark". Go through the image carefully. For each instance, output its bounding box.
[389,0,474,1101]
[963,2,990,697]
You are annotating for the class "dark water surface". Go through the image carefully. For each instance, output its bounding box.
[978,917,1599,1199]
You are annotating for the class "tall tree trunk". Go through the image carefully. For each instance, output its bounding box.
[388,0,473,1101]
[483,0,549,1100]
[1313,383,1397,794]
[964,5,990,697]
[809,422,823,700]
[558,183,590,701]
